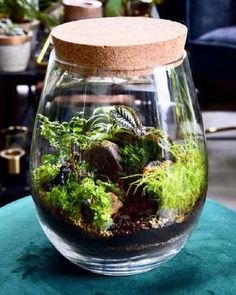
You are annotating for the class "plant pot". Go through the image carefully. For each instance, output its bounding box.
[17,19,40,50]
[30,17,208,276]
[0,31,32,72]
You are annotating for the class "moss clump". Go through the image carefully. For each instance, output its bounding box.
[80,178,113,230]
[44,185,81,219]
[134,141,207,213]
[120,143,146,174]
[43,177,114,230]
[33,163,59,185]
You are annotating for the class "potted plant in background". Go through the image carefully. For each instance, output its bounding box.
[0,0,39,23]
[102,0,165,17]
[0,0,59,49]
[0,18,32,72]
[0,0,40,48]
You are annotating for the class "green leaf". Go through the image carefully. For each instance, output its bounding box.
[41,154,59,165]
[110,106,144,135]
[105,0,124,16]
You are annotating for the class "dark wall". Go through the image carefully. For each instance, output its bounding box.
[186,0,236,39]
[158,0,186,23]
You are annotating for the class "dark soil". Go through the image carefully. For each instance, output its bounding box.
[111,195,159,235]
[36,194,206,259]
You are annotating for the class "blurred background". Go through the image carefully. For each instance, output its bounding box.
[0,0,235,209]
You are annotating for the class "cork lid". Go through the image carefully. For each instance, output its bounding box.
[52,17,187,77]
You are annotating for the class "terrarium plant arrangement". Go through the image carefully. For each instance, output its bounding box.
[32,104,207,236]
[33,106,206,236]
[30,17,208,275]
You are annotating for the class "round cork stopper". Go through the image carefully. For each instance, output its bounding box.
[52,17,187,77]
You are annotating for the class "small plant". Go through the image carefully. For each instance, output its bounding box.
[0,18,26,36]
[39,175,117,230]
[76,177,113,230]
[38,112,110,163]
[33,162,59,185]
[0,0,39,22]
[0,0,59,28]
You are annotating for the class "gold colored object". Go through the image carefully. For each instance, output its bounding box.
[36,33,52,68]
[0,148,25,174]
[205,126,236,134]
[1,125,28,148]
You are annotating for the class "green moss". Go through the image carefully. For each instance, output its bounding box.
[142,132,162,162]
[33,163,59,184]
[134,141,207,213]
[44,184,81,220]
[75,178,113,230]
[41,176,114,231]
[120,143,146,174]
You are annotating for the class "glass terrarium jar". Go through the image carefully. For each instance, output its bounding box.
[30,17,208,276]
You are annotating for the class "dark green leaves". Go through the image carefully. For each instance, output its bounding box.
[110,106,145,136]
[120,143,146,174]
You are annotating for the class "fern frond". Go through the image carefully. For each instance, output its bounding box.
[84,114,109,133]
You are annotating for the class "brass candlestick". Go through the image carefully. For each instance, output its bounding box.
[0,148,25,174]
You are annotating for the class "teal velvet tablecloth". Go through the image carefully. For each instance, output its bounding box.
[0,196,236,295]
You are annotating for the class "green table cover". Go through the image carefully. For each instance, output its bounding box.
[0,196,236,295]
